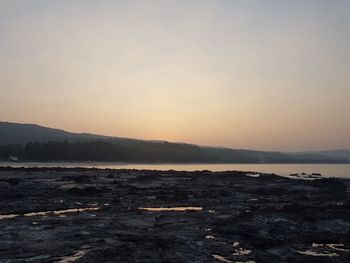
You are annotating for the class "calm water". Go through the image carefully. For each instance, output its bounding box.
[1,162,350,178]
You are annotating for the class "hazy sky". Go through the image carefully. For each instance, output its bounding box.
[1,0,349,151]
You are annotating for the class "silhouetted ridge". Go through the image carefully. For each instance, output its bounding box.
[0,121,349,163]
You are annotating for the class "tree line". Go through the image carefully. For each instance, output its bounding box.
[1,140,345,163]
[0,140,222,162]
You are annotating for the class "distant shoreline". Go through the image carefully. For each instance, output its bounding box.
[1,163,350,178]
[1,160,350,164]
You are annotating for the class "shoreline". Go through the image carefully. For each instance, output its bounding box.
[1,163,350,179]
[0,168,349,262]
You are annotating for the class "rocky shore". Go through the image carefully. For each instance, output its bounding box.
[0,167,349,262]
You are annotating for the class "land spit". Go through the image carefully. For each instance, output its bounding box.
[0,167,349,262]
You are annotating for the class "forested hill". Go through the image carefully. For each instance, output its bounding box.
[0,121,112,144]
[0,121,349,163]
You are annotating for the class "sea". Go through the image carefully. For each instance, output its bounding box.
[0,162,350,178]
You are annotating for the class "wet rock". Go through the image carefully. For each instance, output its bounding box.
[65,186,110,196]
[0,167,349,262]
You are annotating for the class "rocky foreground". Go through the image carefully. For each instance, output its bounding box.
[0,167,349,263]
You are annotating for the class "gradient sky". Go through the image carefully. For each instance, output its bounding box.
[0,0,349,151]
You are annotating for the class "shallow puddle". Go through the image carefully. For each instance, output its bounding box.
[246,174,260,178]
[297,242,349,257]
[233,247,252,256]
[139,206,203,212]
[312,243,349,251]
[231,241,252,256]
[0,214,17,220]
[0,207,99,220]
[326,244,350,252]
[298,250,338,257]
[54,250,86,263]
[213,255,233,263]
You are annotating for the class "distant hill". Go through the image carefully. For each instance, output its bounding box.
[0,121,112,144]
[0,121,349,163]
[295,150,350,161]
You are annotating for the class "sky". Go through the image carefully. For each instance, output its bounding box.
[0,0,349,151]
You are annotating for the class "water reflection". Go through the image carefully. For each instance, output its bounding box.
[139,206,202,212]
[0,207,99,220]
[212,255,233,263]
[0,214,17,220]
[246,173,260,178]
[1,162,350,178]
[54,250,86,263]
[298,250,338,257]
[297,243,349,257]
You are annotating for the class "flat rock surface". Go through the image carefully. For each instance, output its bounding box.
[0,167,349,262]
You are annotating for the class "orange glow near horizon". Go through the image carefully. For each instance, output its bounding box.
[0,1,349,151]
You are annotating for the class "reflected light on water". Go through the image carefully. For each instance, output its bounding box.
[139,207,203,212]
[1,162,350,178]
[0,207,99,220]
